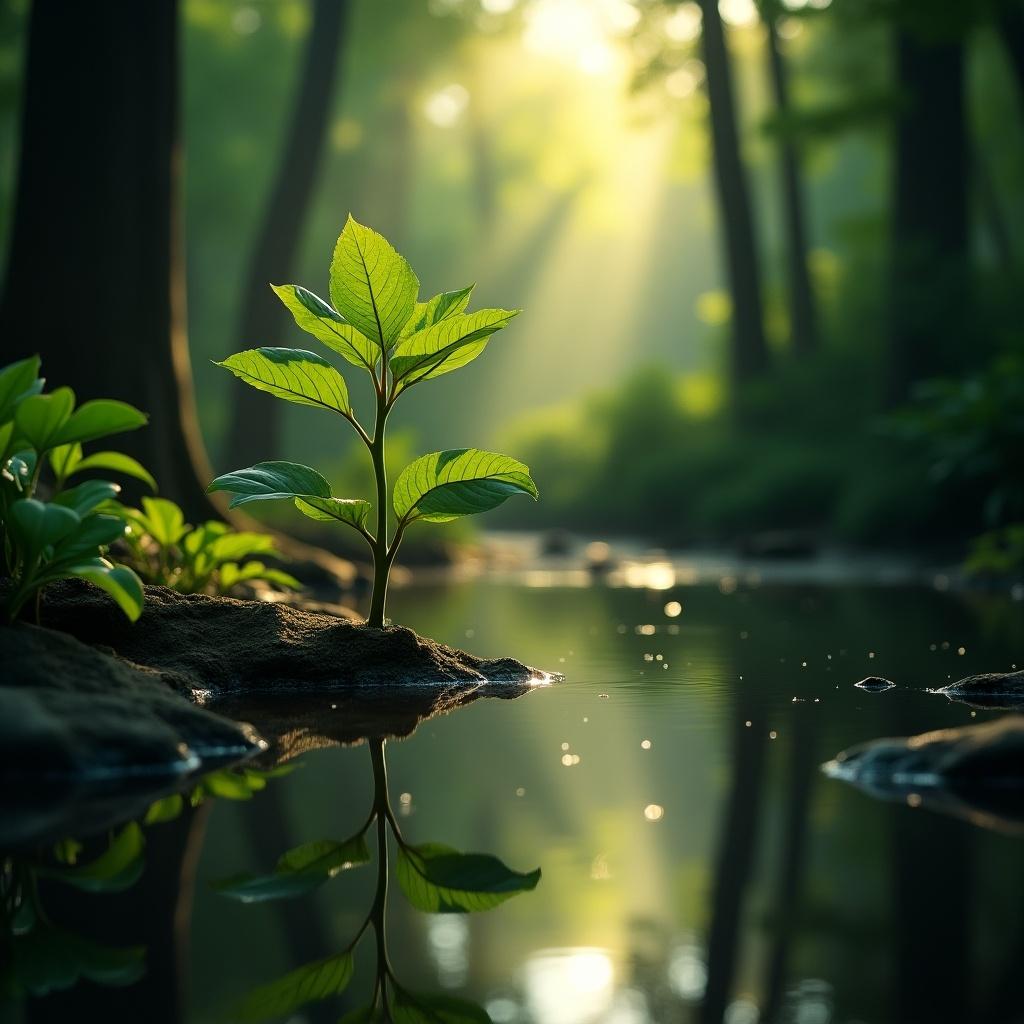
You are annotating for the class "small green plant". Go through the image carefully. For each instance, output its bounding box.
[0,357,148,623]
[209,216,538,627]
[108,496,300,596]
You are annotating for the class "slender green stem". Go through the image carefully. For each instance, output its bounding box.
[368,738,397,996]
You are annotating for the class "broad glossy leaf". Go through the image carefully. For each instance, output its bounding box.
[53,479,121,516]
[14,388,75,452]
[144,793,184,825]
[390,309,519,387]
[140,496,188,546]
[11,926,145,995]
[48,515,127,568]
[393,450,538,524]
[208,461,331,509]
[40,823,145,893]
[271,284,377,371]
[53,399,147,447]
[401,285,475,338]
[206,530,278,563]
[392,988,492,1024]
[396,842,540,913]
[7,499,81,564]
[216,348,351,415]
[214,835,370,903]
[329,215,419,350]
[217,561,301,592]
[0,356,43,424]
[294,495,371,530]
[63,561,145,622]
[232,950,353,1022]
[75,451,157,491]
[48,442,82,481]
[181,520,230,557]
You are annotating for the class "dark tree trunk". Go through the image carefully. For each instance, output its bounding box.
[0,0,216,523]
[759,709,817,1023]
[700,714,768,1024]
[698,0,770,391]
[886,28,968,405]
[765,12,819,356]
[224,0,351,469]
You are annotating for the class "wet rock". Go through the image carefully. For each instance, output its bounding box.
[823,717,1024,833]
[0,621,265,847]
[934,669,1024,709]
[40,579,550,696]
[854,676,896,692]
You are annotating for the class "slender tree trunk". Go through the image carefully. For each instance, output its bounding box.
[0,0,216,522]
[700,713,768,1024]
[224,0,351,469]
[698,0,770,392]
[886,28,968,405]
[765,10,818,356]
[760,710,817,1023]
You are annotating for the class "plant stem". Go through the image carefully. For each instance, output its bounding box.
[368,738,395,989]
[367,394,390,628]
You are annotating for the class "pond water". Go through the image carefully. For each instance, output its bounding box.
[5,576,1024,1024]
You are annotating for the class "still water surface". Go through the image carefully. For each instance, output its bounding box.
[10,578,1024,1024]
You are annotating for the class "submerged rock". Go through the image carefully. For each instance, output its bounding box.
[40,579,551,696]
[854,676,896,692]
[933,669,1024,709]
[823,717,1024,833]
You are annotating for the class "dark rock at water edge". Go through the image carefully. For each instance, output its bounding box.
[0,622,265,848]
[854,676,896,692]
[934,669,1024,709]
[39,579,548,695]
[823,716,1024,833]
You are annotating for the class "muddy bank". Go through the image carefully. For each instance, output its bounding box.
[40,580,548,696]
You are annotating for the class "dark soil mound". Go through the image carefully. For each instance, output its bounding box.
[40,580,546,696]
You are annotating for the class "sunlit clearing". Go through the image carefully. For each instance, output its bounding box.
[523,0,640,75]
[424,83,469,127]
[525,949,615,1024]
[717,0,759,27]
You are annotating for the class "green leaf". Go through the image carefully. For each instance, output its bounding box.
[63,561,145,622]
[396,842,541,913]
[7,499,81,565]
[339,1007,386,1024]
[53,479,122,516]
[139,496,188,546]
[48,515,127,568]
[0,356,43,424]
[14,388,75,452]
[11,926,145,995]
[216,347,352,416]
[53,399,147,447]
[48,442,83,482]
[53,838,83,865]
[217,560,300,592]
[206,531,279,563]
[294,496,371,531]
[390,309,519,388]
[208,461,331,509]
[271,284,378,372]
[231,950,353,1022]
[213,834,370,903]
[144,793,184,824]
[74,451,157,491]
[40,823,145,893]
[200,769,261,800]
[401,285,475,338]
[329,215,419,350]
[393,450,539,524]
[392,988,492,1024]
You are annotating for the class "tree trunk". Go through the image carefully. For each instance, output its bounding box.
[765,11,819,356]
[886,28,968,405]
[698,0,770,391]
[700,713,768,1024]
[224,0,351,469]
[0,0,216,523]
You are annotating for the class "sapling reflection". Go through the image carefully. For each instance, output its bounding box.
[209,216,538,626]
[215,738,540,1022]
